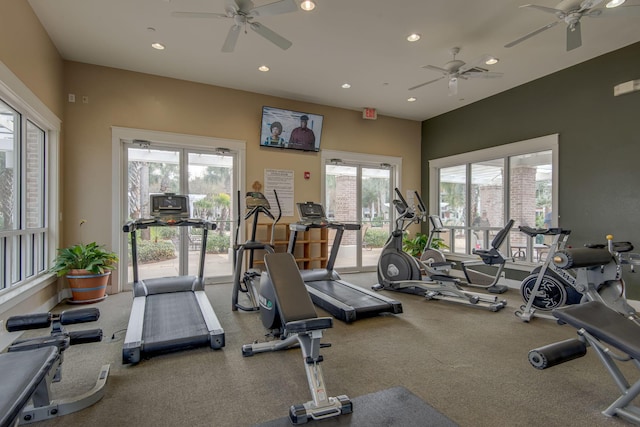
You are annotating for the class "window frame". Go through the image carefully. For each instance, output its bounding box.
[0,60,61,311]
[429,134,558,263]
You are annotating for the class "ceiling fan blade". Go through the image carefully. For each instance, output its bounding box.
[171,11,229,19]
[250,0,298,18]
[466,71,504,79]
[566,21,582,51]
[505,21,558,48]
[448,78,458,96]
[233,0,254,14]
[578,0,604,13]
[408,77,444,91]
[521,4,566,16]
[458,54,494,74]
[250,22,292,50]
[423,64,449,74]
[222,25,242,53]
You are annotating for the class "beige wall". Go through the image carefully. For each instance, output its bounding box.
[0,0,64,326]
[63,61,421,260]
[0,0,64,118]
[0,0,420,319]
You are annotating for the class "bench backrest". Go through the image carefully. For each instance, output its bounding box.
[264,252,317,324]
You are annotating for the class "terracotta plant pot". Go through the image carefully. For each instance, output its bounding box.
[66,269,110,303]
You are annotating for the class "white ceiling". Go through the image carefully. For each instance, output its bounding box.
[27,0,640,121]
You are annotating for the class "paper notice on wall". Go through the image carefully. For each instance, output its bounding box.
[264,169,294,217]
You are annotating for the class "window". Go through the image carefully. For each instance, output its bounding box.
[429,135,557,262]
[0,99,51,290]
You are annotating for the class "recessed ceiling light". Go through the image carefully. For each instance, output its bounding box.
[485,57,499,65]
[407,97,417,102]
[300,1,316,11]
[407,33,421,42]
[341,83,351,89]
[606,0,625,7]
[151,42,165,50]
[258,65,270,72]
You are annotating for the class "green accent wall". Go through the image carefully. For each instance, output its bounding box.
[421,42,640,299]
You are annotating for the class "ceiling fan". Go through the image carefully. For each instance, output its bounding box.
[171,0,299,53]
[505,0,640,51]
[408,47,503,96]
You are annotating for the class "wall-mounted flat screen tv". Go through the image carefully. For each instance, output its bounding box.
[260,106,323,152]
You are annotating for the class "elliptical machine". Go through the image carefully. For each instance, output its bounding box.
[231,190,281,311]
[373,188,506,311]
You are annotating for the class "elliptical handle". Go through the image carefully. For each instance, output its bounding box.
[414,191,427,214]
[270,189,282,246]
[394,188,409,211]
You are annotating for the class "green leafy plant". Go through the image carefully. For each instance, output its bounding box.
[50,241,119,276]
[50,219,119,276]
[402,232,449,257]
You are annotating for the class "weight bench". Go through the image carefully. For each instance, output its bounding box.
[1,308,110,426]
[528,301,640,424]
[242,252,352,425]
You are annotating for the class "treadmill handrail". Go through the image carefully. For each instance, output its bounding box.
[123,218,216,232]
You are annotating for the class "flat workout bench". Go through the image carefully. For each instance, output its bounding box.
[529,301,640,424]
[1,308,109,426]
[0,347,59,427]
[242,252,352,424]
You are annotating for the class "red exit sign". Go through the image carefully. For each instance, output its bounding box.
[362,108,377,120]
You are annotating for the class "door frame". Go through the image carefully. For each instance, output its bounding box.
[111,126,246,293]
[321,149,402,272]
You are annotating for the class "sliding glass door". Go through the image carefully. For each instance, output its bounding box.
[324,158,395,272]
[124,142,236,285]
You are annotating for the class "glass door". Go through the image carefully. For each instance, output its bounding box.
[324,162,392,272]
[124,143,236,285]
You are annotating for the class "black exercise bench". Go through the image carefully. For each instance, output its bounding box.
[0,308,109,426]
[529,301,640,424]
[242,252,352,424]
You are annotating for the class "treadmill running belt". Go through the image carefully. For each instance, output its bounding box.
[307,280,396,315]
[143,292,209,353]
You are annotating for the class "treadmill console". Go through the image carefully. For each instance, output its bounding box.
[150,194,190,219]
[297,202,329,227]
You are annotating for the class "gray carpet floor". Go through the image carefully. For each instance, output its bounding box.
[12,272,638,426]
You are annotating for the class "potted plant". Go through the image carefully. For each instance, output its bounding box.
[402,232,449,257]
[51,241,118,304]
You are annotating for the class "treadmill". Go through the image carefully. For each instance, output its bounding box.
[287,202,403,323]
[122,194,225,364]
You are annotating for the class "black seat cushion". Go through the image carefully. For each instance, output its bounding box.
[0,346,59,427]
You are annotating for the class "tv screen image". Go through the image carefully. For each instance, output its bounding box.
[260,106,323,152]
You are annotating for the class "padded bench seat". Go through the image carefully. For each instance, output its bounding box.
[553,301,640,360]
[0,346,59,427]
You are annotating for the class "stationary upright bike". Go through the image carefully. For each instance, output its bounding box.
[231,190,281,311]
[373,188,506,311]
[515,227,640,323]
